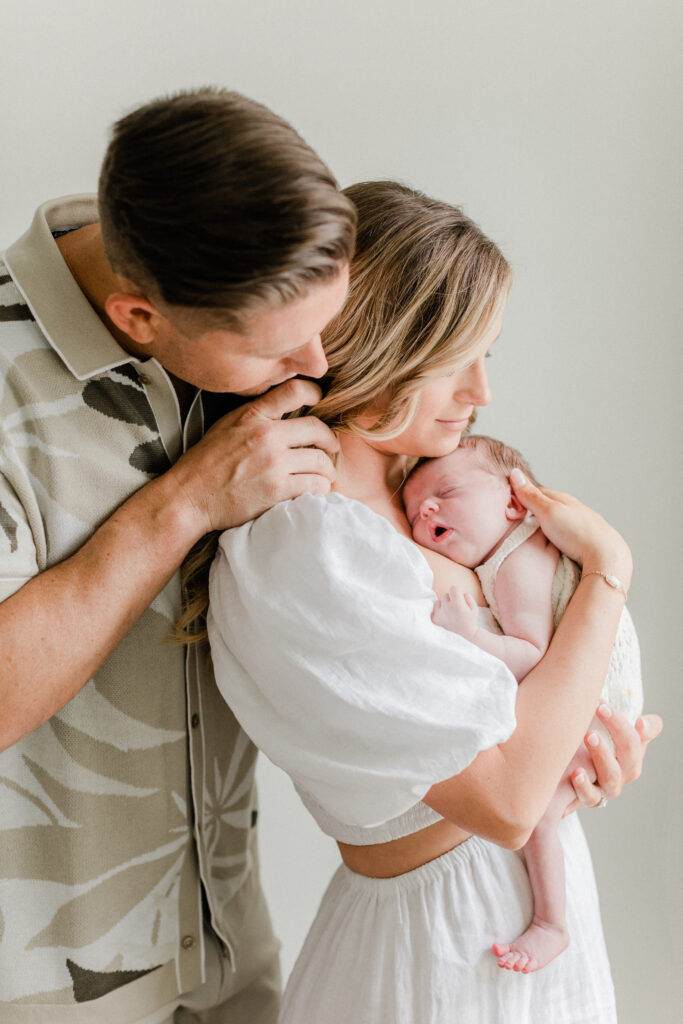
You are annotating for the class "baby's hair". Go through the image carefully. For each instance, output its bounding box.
[406,434,540,490]
[458,435,540,486]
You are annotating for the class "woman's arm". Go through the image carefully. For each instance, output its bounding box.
[423,473,636,848]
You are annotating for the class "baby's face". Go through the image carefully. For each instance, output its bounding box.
[403,447,515,568]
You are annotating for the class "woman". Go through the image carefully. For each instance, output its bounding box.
[205,181,657,1022]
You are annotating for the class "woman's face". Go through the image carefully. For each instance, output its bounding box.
[369,313,502,459]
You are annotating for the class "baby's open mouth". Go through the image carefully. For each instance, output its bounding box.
[429,523,453,544]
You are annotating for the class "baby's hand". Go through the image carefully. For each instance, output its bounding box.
[432,587,480,641]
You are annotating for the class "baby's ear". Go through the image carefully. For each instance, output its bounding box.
[505,487,527,521]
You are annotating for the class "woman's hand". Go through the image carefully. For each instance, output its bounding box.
[509,469,633,590]
[566,705,663,812]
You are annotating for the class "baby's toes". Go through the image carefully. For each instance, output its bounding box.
[512,952,530,972]
[496,951,517,970]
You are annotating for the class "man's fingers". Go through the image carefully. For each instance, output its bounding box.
[276,415,340,457]
[286,445,337,483]
[285,473,334,499]
[248,378,324,420]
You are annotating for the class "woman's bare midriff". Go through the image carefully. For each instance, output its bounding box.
[338,818,472,878]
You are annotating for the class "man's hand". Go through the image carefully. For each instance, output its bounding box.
[171,378,339,535]
[0,380,339,751]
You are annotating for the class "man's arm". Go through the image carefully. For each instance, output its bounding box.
[0,379,337,752]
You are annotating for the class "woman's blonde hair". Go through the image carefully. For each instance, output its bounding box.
[174,180,511,642]
[307,180,511,440]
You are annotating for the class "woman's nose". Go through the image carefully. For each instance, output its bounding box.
[456,356,492,407]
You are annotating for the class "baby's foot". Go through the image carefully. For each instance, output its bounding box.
[492,916,569,974]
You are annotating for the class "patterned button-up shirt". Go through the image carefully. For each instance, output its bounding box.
[0,197,260,1022]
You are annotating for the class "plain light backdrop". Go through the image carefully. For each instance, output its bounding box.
[2,2,681,1021]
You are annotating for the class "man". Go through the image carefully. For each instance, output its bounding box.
[0,88,355,1022]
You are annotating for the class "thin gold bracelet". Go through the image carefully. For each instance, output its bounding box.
[580,570,628,599]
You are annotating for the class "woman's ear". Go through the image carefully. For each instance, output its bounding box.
[504,487,527,521]
[105,292,165,345]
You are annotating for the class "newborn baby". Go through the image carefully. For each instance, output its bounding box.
[402,435,643,974]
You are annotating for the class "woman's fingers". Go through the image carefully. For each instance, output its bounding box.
[574,707,663,806]
[567,709,662,813]
[568,768,600,810]
[509,469,553,513]
[595,705,663,784]
[636,712,664,744]
[509,469,632,579]
[583,728,623,799]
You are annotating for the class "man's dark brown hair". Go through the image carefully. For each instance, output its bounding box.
[98,87,356,330]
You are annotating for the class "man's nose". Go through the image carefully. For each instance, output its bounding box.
[291,335,328,378]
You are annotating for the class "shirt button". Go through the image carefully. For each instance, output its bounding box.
[191,714,199,729]
[181,935,195,950]
[138,373,151,386]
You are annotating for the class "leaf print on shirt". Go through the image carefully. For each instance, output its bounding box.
[0,647,191,999]
[82,378,157,430]
[202,729,257,912]
[0,502,18,552]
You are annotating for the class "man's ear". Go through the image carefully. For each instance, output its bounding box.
[105,292,165,345]
[504,488,527,521]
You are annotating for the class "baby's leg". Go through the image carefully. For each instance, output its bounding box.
[493,752,594,974]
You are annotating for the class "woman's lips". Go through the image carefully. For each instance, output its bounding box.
[437,418,470,432]
[429,522,453,544]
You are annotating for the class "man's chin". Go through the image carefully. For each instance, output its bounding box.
[200,377,290,398]
[230,375,298,397]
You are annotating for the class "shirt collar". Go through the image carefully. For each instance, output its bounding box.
[4,195,143,381]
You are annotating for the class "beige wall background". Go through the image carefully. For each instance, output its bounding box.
[2,2,680,1020]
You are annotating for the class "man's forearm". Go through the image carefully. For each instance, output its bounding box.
[0,472,204,752]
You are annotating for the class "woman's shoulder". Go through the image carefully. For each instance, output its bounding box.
[216,491,435,594]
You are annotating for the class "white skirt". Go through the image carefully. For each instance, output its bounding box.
[281,815,617,1024]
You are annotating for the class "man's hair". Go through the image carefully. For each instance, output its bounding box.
[306,180,512,439]
[98,87,356,331]
[457,434,540,485]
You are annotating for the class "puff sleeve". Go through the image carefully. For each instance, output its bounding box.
[208,493,517,829]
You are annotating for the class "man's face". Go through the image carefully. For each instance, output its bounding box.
[150,266,349,394]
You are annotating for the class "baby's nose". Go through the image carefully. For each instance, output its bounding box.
[419,497,438,519]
